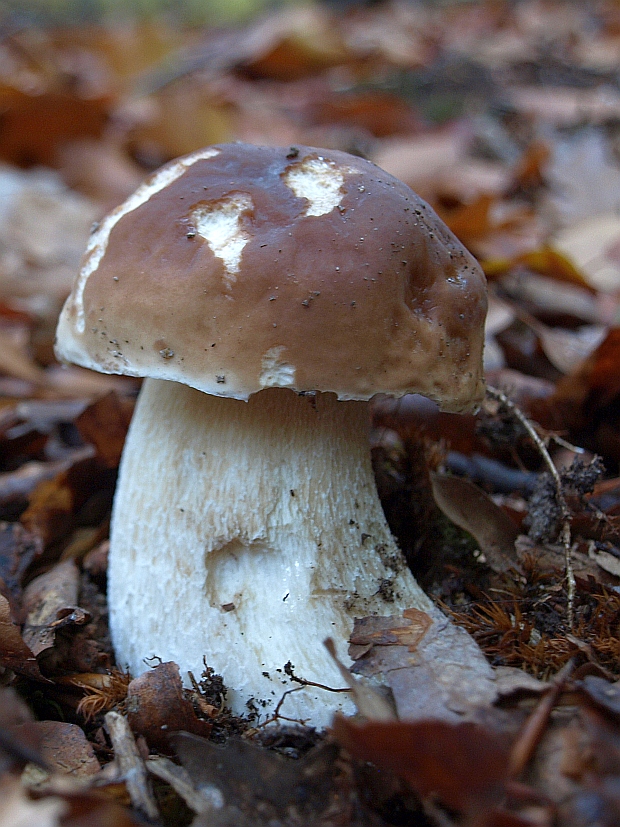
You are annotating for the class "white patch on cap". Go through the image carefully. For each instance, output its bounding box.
[192,195,253,289]
[72,147,220,334]
[259,346,296,388]
[284,158,348,217]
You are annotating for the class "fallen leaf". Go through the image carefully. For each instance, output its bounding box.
[0,91,109,169]
[349,605,497,722]
[0,329,45,385]
[349,608,432,656]
[0,522,43,619]
[542,129,620,228]
[537,324,608,375]
[510,85,620,127]
[430,471,521,574]
[18,721,100,780]
[239,7,349,80]
[516,246,594,292]
[577,675,620,720]
[553,214,620,292]
[323,637,395,721]
[20,475,75,548]
[75,393,132,469]
[174,731,347,823]
[372,128,468,194]
[332,717,511,814]
[0,687,45,773]
[0,594,43,680]
[21,559,89,658]
[126,662,212,752]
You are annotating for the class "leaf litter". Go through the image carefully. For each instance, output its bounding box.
[4,1,620,825]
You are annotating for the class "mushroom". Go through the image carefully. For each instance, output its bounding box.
[55,143,487,727]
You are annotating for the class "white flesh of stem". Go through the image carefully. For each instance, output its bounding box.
[109,379,434,727]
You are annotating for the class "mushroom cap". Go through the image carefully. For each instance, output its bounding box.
[55,143,487,411]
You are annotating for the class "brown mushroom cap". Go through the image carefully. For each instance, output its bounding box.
[55,143,487,411]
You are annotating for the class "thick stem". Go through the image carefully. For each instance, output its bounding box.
[109,379,434,726]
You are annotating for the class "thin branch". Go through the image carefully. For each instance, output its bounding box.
[105,711,159,821]
[486,385,575,628]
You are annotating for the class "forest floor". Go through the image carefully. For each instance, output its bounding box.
[2,2,620,825]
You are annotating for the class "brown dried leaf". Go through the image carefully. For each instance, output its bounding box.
[126,662,211,752]
[20,475,74,549]
[332,717,511,813]
[174,731,346,822]
[0,329,45,386]
[0,90,109,169]
[239,7,349,81]
[430,471,521,574]
[19,721,100,779]
[311,90,420,138]
[0,687,44,773]
[350,606,497,723]
[22,559,89,658]
[0,522,43,619]
[0,594,43,680]
[75,393,132,469]
[349,608,431,658]
[577,675,620,720]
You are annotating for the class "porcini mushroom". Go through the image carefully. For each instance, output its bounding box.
[55,143,487,727]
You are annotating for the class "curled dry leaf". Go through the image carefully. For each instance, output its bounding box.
[126,661,212,752]
[0,594,43,680]
[430,471,521,574]
[577,675,620,719]
[349,608,497,723]
[21,559,89,659]
[348,608,432,659]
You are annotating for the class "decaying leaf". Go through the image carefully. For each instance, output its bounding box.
[173,730,351,824]
[349,608,432,658]
[125,661,212,751]
[0,594,43,680]
[0,522,43,619]
[21,559,89,658]
[332,717,511,815]
[350,607,497,723]
[0,687,45,773]
[19,721,100,783]
[74,393,133,469]
[430,471,521,574]
[577,675,620,720]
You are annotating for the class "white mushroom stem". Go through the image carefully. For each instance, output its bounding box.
[109,379,435,727]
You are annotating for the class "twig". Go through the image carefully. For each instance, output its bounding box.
[147,755,220,815]
[104,711,159,821]
[507,659,574,778]
[485,386,575,628]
